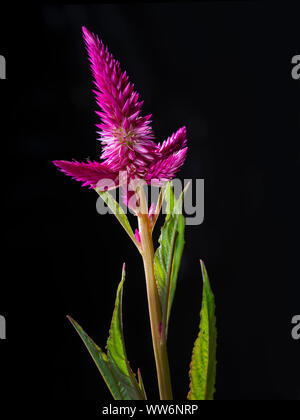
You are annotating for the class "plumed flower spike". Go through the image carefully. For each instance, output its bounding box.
[158,126,187,158]
[52,159,117,188]
[82,26,156,176]
[54,27,188,192]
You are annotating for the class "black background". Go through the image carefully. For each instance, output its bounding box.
[1,1,299,401]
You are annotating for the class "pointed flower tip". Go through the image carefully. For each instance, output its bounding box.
[53,159,68,167]
[148,202,156,215]
[148,202,156,222]
[82,26,91,38]
[122,262,126,272]
[134,229,141,244]
[82,26,98,46]
[53,159,67,170]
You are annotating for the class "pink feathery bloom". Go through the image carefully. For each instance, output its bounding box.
[53,27,187,193]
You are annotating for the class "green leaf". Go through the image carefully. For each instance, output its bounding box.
[154,182,186,337]
[95,189,140,252]
[137,368,147,400]
[165,182,175,217]
[67,316,123,399]
[106,266,144,399]
[187,261,217,400]
[67,266,145,400]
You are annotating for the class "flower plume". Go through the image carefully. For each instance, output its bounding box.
[54,27,187,193]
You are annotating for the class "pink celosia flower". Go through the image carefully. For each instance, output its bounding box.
[53,27,187,193]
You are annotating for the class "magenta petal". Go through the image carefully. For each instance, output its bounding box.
[134,229,141,244]
[53,160,117,188]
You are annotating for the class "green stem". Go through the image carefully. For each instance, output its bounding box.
[137,186,173,400]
